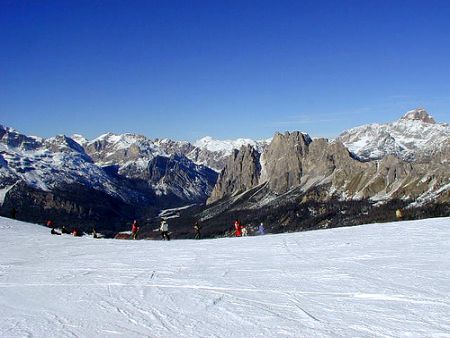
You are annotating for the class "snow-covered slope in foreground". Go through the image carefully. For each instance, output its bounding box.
[1,217,449,337]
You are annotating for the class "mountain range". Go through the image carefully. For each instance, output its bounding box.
[0,108,448,236]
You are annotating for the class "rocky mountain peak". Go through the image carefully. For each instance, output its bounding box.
[207,145,262,204]
[71,134,88,146]
[0,125,42,151]
[44,135,88,155]
[400,108,436,124]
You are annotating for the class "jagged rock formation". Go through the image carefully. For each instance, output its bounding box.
[262,132,312,194]
[80,132,217,201]
[191,136,269,171]
[203,110,449,235]
[209,131,449,206]
[401,108,436,123]
[208,146,261,203]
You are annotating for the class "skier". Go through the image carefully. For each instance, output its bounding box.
[258,222,265,235]
[92,227,98,239]
[234,219,242,237]
[10,208,17,219]
[61,225,71,234]
[241,224,248,236]
[47,220,54,228]
[160,219,170,241]
[131,220,139,240]
[193,221,201,239]
[396,209,403,220]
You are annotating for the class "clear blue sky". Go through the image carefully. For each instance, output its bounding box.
[1,0,450,141]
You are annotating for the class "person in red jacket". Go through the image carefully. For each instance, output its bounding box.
[234,219,242,237]
[131,220,139,240]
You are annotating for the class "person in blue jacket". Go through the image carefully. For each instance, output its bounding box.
[258,222,265,235]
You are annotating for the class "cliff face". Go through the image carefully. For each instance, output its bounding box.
[261,132,311,194]
[207,131,449,207]
[208,146,261,203]
[195,129,449,237]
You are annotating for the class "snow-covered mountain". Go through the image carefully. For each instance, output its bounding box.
[2,216,449,337]
[0,126,218,232]
[74,133,267,173]
[193,136,268,154]
[188,136,269,171]
[338,108,450,162]
[1,107,448,234]
[0,124,270,224]
[0,125,126,199]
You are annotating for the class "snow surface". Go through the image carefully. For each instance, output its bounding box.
[1,216,450,337]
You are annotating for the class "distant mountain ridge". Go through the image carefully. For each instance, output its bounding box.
[0,125,217,232]
[338,108,449,162]
[0,107,448,235]
[198,109,449,235]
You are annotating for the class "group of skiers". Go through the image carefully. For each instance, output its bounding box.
[41,206,407,241]
[46,216,267,240]
[130,218,171,241]
[47,220,85,237]
[46,207,404,240]
[233,219,265,237]
[129,218,265,240]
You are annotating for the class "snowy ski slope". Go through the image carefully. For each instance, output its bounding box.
[0,216,449,337]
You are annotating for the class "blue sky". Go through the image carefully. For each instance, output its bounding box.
[1,0,450,141]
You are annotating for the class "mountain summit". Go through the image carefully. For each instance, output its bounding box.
[338,108,449,161]
[400,108,436,124]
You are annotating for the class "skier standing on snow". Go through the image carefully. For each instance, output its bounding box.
[396,209,403,220]
[160,219,170,241]
[193,221,201,239]
[234,219,242,237]
[258,222,265,235]
[131,220,139,240]
[241,224,248,236]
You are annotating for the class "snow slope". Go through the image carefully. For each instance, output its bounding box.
[1,217,450,337]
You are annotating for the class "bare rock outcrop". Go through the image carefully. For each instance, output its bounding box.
[208,130,450,207]
[207,145,261,204]
[261,131,311,194]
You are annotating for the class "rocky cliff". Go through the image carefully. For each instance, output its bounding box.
[208,130,449,206]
